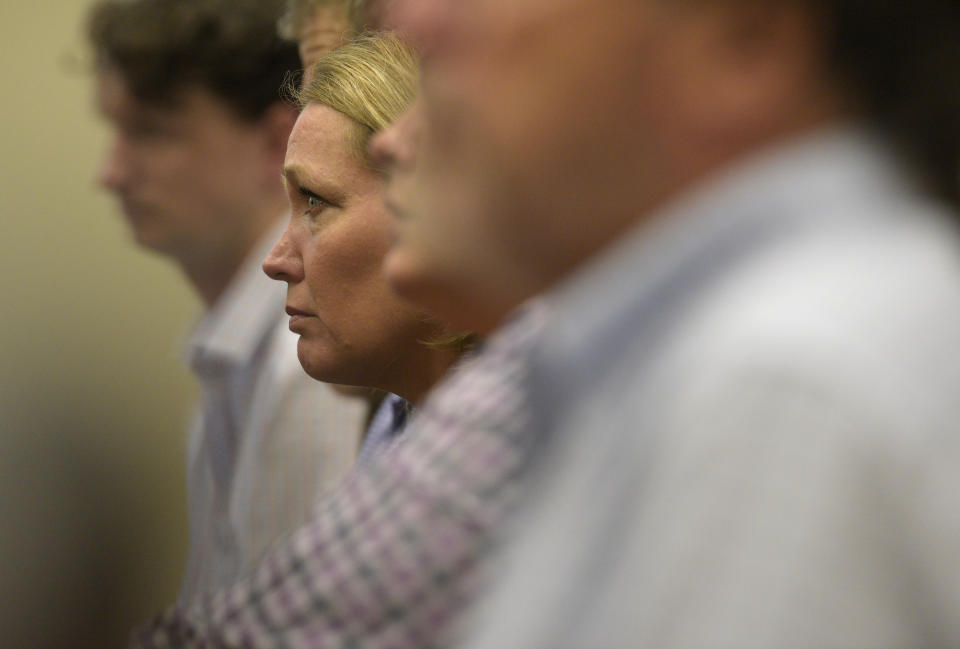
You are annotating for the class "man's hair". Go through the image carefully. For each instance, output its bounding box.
[278,0,369,41]
[294,31,417,164]
[87,0,300,121]
[818,0,960,207]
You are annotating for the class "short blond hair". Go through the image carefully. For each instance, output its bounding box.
[295,32,417,164]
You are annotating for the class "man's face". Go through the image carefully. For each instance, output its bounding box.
[95,68,274,266]
[298,4,350,85]
[373,100,504,333]
[377,0,730,327]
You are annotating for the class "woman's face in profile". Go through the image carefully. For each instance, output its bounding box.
[263,103,434,390]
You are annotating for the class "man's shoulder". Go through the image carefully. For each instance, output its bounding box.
[680,210,960,366]
[556,202,960,516]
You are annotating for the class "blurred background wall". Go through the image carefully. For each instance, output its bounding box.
[1,1,198,646]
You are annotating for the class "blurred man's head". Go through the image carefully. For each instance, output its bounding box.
[374,0,960,332]
[89,0,300,303]
[278,0,367,84]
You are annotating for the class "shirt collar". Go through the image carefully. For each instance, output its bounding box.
[185,219,287,377]
[530,125,913,430]
[543,124,909,338]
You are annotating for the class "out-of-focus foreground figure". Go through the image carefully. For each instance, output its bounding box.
[376,0,960,648]
[88,0,366,603]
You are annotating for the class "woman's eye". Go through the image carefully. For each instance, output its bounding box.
[301,190,328,216]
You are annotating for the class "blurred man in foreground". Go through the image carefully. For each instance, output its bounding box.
[90,0,365,603]
[378,0,960,647]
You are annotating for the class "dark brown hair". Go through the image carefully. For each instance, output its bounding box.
[88,0,300,121]
[816,0,960,207]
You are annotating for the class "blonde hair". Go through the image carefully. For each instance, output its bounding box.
[295,32,417,165]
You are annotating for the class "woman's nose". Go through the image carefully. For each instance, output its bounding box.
[262,223,303,283]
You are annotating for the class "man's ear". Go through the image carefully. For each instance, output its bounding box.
[673,1,841,151]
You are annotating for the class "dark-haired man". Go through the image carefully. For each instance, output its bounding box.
[89,0,365,603]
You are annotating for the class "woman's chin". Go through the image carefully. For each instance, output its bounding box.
[296,338,344,384]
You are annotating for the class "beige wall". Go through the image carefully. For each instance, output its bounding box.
[1,1,199,646]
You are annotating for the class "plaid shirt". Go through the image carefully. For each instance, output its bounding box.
[132,302,549,649]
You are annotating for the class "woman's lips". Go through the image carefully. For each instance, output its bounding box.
[285,305,313,331]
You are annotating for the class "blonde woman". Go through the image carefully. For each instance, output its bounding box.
[264,35,464,422]
[134,33,540,648]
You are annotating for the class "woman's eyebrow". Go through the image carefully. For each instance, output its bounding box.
[281,164,346,204]
[281,164,304,187]
[283,164,332,191]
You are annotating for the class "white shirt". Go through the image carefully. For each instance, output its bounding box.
[463,128,960,649]
[180,222,367,603]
